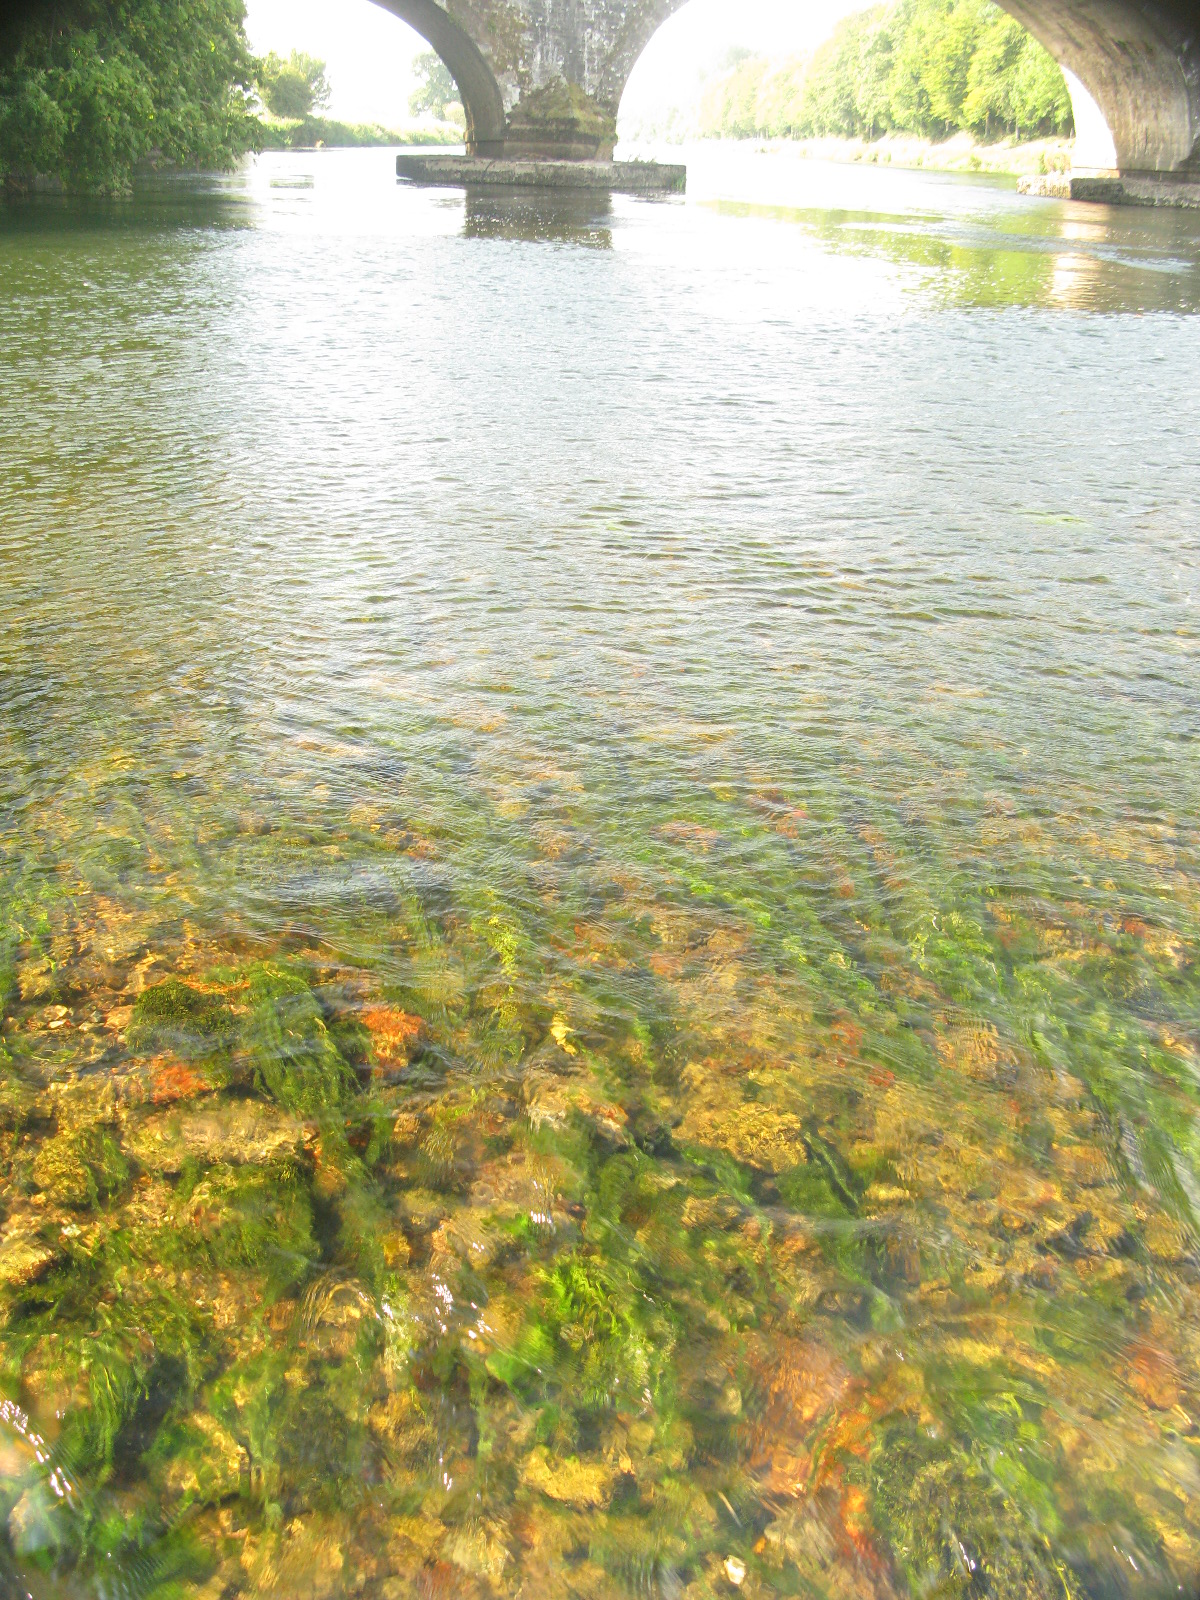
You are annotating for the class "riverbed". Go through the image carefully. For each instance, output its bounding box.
[1,145,1198,1598]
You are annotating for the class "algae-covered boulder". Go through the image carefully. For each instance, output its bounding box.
[0,1074,34,1132]
[127,979,235,1057]
[519,1447,615,1508]
[677,1097,807,1173]
[7,1482,61,1558]
[31,1124,128,1207]
[160,1411,249,1504]
[0,1218,62,1287]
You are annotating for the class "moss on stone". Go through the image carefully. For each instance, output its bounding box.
[127,979,234,1056]
[31,1123,129,1207]
[503,79,617,157]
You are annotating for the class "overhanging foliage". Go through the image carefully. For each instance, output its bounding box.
[0,0,260,193]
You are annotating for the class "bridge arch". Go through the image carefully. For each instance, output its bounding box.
[370,0,1200,174]
[1001,0,1199,172]
[615,0,1200,174]
[372,0,507,154]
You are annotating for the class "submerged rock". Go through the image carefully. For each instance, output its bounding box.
[7,1483,60,1557]
[0,1219,61,1287]
[31,1123,128,1207]
[127,979,236,1056]
[161,1410,249,1503]
[519,1447,615,1508]
[126,1098,304,1172]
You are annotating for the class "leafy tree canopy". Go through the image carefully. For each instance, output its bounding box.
[0,0,260,193]
[408,50,462,122]
[700,0,1072,143]
[259,50,331,121]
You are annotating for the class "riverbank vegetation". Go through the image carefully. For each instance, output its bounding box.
[254,53,460,152]
[694,130,1074,181]
[695,0,1072,145]
[0,7,458,194]
[0,0,259,193]
[256,118,459,152]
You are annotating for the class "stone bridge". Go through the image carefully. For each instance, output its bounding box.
[375,0,1200,178]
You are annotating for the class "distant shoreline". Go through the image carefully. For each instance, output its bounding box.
[256,116,463,152]
[623,132,1074,181]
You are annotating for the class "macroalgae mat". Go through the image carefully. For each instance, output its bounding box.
[1,721,1197,1600]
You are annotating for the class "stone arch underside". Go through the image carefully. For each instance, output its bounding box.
[374,0,1200,172]
[1001,0,1200,171]
[372,0,507,152]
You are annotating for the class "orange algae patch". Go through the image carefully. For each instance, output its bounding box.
[1125,1339,1185,1411]
[361,1004,423,1069]
[658,820,723,851]
[744,1337,853,1498]
[149,1061,213,1105]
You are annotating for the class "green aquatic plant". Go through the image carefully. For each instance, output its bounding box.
[128,979,235,1057]
[30,1122,128,1207]
[538,1250,660,1409]
[246,964,355,1116]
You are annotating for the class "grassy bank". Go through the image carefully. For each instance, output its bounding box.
[256,116,462,151]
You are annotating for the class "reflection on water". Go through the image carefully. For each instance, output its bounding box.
[463,187,614,246]
[679,144,1200,313]
[1,144,1199,1599]
[703,197,1200,310]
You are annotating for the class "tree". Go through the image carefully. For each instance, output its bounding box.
[799,12,884,138]
[854,13,898,138]
[0,0,259,193]
[699,56,768,139]
[924,0,986,130]
[698,0,1072,145]
[258,50,331,121]
[964,9,1071,136]
[408,51,461,122]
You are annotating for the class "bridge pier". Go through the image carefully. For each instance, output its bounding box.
[395,152,685,191]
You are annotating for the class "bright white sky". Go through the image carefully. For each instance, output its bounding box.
[245,1,424,124]
[244,0,867,126]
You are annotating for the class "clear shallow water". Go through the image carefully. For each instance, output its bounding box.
[1,145,1199,1599]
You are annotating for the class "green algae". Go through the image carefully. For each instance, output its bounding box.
[30,1123,128,1208]
[0,878,1196,1599]
[128,979,236,1057]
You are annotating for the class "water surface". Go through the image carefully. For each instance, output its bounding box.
[1,146,1199,1599]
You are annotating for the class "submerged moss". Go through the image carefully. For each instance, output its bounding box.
[127,979,235,1056]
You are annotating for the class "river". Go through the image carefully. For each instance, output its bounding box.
[1,144,1198,1599]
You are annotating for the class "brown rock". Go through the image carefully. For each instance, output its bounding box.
[0,1221,61,1288]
